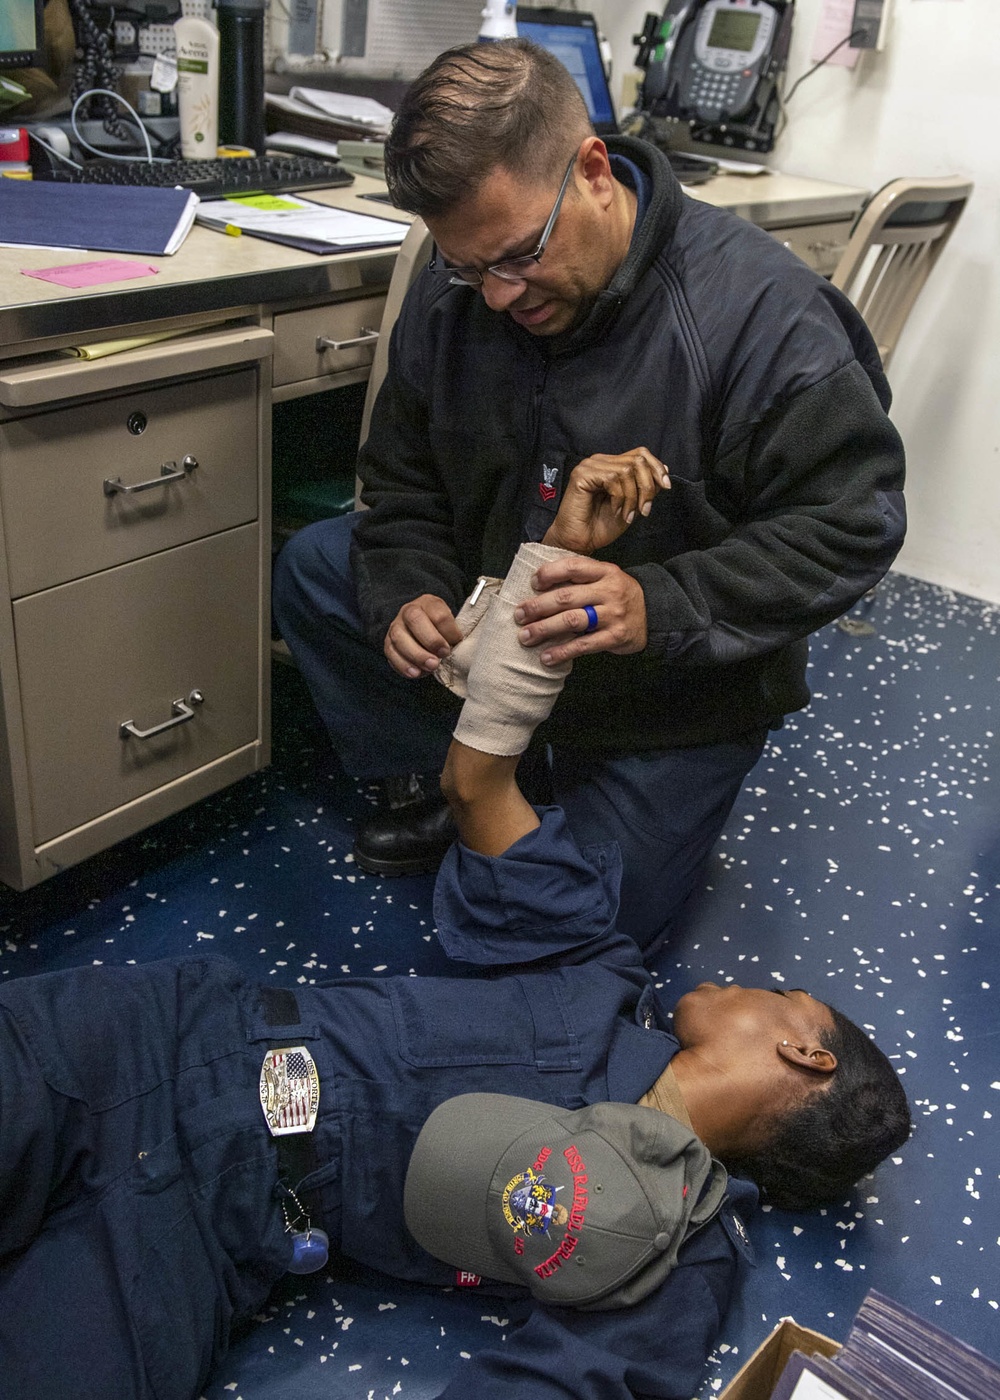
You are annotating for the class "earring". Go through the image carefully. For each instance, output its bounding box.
[781,1040,789,1046]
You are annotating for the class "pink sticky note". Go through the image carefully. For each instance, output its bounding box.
[810,0,862,68]
[21,259,161,289]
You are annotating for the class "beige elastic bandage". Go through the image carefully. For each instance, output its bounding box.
[433,576,503,700]
[437,542,579,757]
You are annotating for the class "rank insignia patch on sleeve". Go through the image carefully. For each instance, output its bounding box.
[539,463,560,502]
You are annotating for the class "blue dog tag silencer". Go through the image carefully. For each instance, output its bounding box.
[288,1226,330,1273]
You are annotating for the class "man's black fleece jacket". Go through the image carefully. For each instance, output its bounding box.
[352,136,906,752]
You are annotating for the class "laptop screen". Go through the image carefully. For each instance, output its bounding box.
[515,9,617,135]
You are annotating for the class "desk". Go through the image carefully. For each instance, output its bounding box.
[0,168,865,889]
[690,168,868,276]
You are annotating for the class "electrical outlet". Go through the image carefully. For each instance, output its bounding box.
[851,0,890,51]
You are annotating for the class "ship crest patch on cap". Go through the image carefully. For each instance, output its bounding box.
[502,1147,569,1254]
[501,1143,590,1277]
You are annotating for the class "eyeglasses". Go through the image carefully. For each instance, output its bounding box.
[428,152,578,288]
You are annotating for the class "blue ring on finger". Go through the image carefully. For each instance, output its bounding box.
[583,604,599,633]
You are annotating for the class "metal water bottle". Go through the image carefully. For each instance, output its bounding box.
[217,0,267,154]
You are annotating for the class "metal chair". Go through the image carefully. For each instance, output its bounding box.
[271,216,432,526]
[830,176,973,369]
[272,216,432,663]
[832,176,972,638]
[352,215,433,508]
[358,215,433,450]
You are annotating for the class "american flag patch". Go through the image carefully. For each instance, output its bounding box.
[259,1045,320,1136]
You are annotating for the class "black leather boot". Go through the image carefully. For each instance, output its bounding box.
[353,775,457,876]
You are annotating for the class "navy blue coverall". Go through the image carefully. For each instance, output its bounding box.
[0,809,756,1400]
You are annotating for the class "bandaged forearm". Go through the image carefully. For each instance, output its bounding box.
[452,542,577,757]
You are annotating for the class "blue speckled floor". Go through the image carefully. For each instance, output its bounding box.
[1,569,997,1398]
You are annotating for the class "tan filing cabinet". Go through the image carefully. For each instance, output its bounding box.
[0,324,273,889]
[271,293,387,389]
[765,218,852,277]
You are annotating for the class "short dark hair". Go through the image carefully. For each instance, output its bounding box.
[385,39,592,217]
[722,1005,912,1211]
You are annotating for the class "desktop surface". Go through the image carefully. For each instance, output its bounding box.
[685,167,866,227]
[0,169,867,349]
[0,173,405,348]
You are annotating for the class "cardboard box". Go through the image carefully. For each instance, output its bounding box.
[718,1318,841,1400]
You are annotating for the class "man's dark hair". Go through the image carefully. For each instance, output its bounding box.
[385,39,592,217]
[723,1005,912,1211]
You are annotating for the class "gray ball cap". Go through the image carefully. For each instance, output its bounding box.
[404,1093,728,1310]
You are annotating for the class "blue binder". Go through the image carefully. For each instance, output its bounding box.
[0,179,198,256]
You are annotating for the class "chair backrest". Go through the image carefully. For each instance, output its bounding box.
[354,215,433,509]
[358,215,434,449]
[830,175,973,369]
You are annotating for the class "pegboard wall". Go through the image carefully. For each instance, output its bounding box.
[115,0,488,74]
[113,0,320,68]
[115,0,212,59]
[336,0,482,73]
[270,0,483,77]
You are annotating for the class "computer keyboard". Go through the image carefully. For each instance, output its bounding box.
[49,153,355,199]
[663,151,719,186]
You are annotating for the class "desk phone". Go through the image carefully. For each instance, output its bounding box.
[684,0,779,121]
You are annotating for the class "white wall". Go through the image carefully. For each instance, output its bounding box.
[593,0,1000,604]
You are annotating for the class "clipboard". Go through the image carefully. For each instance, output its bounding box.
[196,194,410,255]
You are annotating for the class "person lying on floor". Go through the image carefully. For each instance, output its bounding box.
[0,540,911,1400]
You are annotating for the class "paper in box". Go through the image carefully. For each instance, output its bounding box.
[717,1318,841,1400]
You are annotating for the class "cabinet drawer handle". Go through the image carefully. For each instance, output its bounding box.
[104,455,199,498]
[315,327,379,352]
[120,689,204,741]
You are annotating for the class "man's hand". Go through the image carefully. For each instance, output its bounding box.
[385,594,464,678]
[513,555,648,665]
[542,448,669,556]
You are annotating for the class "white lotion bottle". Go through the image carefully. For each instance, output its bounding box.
[478,0,517,42]
[174,14,220,158]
